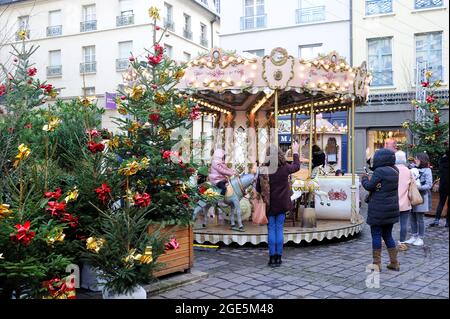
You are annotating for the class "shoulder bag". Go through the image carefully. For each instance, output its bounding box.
[408,171,423,206]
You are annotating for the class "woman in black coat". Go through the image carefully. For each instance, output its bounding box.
[361,148,400,272]
[429,150,449,227]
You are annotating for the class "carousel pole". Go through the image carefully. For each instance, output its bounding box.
[350,99,357,224]
[274,89,279,147]
[290,113,294,156]
[347,106,351,174]
[201,114,205,165]
[308,104,314,177]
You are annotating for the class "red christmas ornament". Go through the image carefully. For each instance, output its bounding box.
[60,213,79,228]
[426,95,435,103]
[44,188,62,200]
[151,84,158,90]
[155,25,161,31]
[10,221,36,246]
[149,113,161,124]
[46,201,66,217]
[129,56,135,62]
[198,185,207,194]
[120,95,126,100]
[154,43,164,56]
[421,81,429,87]
[434,115,440,125]
[189,105,201,121]
[0,84,6,96]
[134,192,151,207]
[85,129,101,138]
[95,183,111,204]
[27,67,37,76]
[162,150,172,160]
[87,141,105,153]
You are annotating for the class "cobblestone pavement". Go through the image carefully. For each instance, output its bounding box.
[151,209,449,299]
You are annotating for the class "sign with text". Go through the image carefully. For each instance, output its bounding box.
[105,92,117,110]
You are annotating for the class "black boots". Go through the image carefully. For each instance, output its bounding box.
[268,255,282,267]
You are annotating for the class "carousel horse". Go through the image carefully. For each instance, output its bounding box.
[290,167,331,206]
[192,171,259,232]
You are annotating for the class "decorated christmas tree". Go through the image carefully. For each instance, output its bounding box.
[403,71,449,170]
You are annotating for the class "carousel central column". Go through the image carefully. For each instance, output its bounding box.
[350,99,358,224]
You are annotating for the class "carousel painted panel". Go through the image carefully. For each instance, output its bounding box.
[314,175,360,220]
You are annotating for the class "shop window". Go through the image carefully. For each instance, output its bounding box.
[367,128,408,157]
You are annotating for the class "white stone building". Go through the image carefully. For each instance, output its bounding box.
[0,0,220,129]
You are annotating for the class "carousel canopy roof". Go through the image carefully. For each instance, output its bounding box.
[176,47,372,116]
[297,113,347,135]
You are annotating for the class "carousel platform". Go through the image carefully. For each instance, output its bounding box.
[193,216,365,246]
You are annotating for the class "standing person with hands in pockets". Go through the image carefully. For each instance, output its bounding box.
[257,141,301,268]
[405,153,433,246]
[395,151,412,251]
[361,148,400,272]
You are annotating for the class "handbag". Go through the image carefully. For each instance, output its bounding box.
[409,171,423,206]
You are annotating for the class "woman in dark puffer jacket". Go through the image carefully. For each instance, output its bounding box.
[361,148,400,272]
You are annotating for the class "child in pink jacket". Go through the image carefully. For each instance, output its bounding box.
[209,149,236,195]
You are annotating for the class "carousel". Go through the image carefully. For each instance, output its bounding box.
[177,47,372,246]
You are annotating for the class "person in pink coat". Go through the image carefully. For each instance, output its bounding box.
[209,149,236,195]
[395,151,412,251]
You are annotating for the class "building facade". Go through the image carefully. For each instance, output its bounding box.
[352,0,449,171]
[0,0,220,129]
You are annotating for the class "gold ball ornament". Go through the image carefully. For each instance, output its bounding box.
[154,92,168,105]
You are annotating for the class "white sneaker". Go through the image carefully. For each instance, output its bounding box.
[413,237,424,246]
[404,236,417,244]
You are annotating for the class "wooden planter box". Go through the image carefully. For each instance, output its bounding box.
[148,224,194,278]
[425,192,448,218]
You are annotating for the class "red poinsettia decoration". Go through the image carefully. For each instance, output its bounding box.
[421,81,429,88]
[39,84,54,94]
[87,141,105,153]
[434,115,440,125]
[149,113,161,124]
[0,84,6,96]
[162,150,172,160]
[46,201,66,217]
[147,54,163,65]
[134,192,151,207]
[165,238,180,250]
[95,183,111,204]
[85,129,101,138]
[10,221,35,246]
[60,213,79,228]
[44,188,62,200]
[154,43,164,56]
[189,105,201,121]
[178,193,190,205]
[426,95,435,103]
[27,67,37,76]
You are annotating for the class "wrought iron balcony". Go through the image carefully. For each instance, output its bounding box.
[366,0,392,15]
[183,28,193,40]
[116,58,129,71]
[15,29,30,41]
[80,20,97,32]
[46,65,62,77]
[116,14,134,26]
[163,18,175,31]
[415,0,443,9]
[80,61,97,74]
[200,37,209,47]
[296,6,325,24]
[46,25,62,37]
[240,14,267,31]
[367,89,449,105]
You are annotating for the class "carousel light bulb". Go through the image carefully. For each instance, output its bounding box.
[241,76,247,82]
[251,64,257,70]
[207,62,213,67]
[299,65,305,71]
[306,62,312,67]
[299,73,305,78]
[200,58,206,63]
[321,85,327,90]
[250,72,255,78]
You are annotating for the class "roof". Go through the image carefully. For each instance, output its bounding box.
[0,0,27,5]
[190,0,220,19]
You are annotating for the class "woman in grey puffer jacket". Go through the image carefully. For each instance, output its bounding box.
[405,153,433,247]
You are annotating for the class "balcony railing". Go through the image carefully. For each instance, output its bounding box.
[46,25,62,37]
[365,0,392,15]
[415,0,443,9]
[46,65,62,77]
[370,70,393,87]
[80,20,97,32]
[240,14,267,31]
[183,28,193,40]
[367,89,448,105]
[80,61,97,74]
[200,37,209,47]
[163,18,175,31]
[296,6,325,24]
[116,58,129,71]
[15,29,30,41]
[116,14,134,26]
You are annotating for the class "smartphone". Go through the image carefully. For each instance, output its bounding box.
[364,167,369,174]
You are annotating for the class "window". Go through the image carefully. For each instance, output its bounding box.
[365,0,392,16]
[164,44,173,58]
[241,0,266,30]
[164,3,174,30]
[299,44,323,60]
[200,23,208,46]
[183,52,191,62]
[367,128,407,157]
[83,87,96,96]
[47,10,62,36]
[81,4,96,32]
[415,32,443,82]
[117,41,132,71]
[214,0,220,13]
[117,0,134,26]
[17,15,29,39]
[296,0,325,24]
[47,50,62,77]
[81,46,96,73]
[244,49,265,57]
[183,14,192,39]
[415,0,443,9]
[367,37,393,86]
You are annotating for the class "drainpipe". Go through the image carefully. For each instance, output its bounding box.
[349,0,353,65]
[210,16,218,48]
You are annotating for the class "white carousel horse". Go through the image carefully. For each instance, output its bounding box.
[290,167,331,206]
[192,172,258,232]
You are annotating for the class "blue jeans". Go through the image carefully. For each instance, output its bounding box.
[410,211,425,237]
[399,210,410,242]
[268,213,285,256]
[370,224,396,250]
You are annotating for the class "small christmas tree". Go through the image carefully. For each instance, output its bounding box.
[403,71,449,170]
